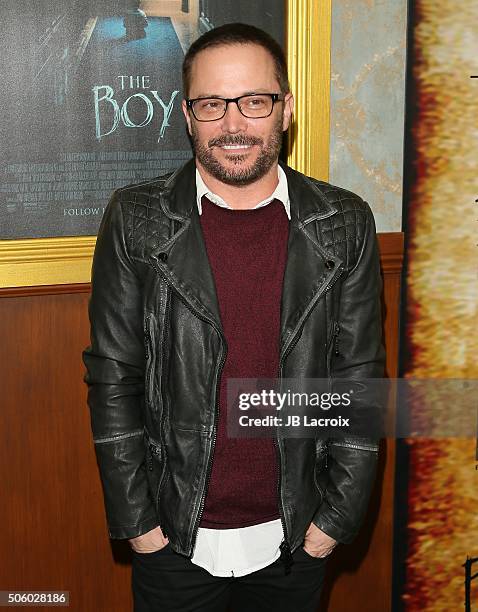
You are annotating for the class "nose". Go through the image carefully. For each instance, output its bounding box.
[221,100,248,133]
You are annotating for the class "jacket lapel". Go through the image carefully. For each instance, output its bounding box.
[149,160,223,332]
[279,165,343,358]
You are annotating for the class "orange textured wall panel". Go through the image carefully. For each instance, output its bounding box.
[403,1,478,609]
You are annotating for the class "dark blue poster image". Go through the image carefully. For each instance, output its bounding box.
[0,0,283,239]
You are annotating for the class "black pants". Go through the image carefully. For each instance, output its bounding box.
[132,544,327,612]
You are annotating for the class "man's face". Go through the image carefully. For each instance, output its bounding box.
[182,43,294,186]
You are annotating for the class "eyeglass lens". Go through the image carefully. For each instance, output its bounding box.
[192,95,273,120]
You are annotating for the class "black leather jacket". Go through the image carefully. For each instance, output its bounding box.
[82,159,385,557]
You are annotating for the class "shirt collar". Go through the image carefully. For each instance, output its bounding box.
[195,166,291,220]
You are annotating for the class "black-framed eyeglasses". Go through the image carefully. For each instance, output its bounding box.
[186,93,284,121]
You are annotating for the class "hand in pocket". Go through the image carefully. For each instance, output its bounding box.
[129,525,169,554]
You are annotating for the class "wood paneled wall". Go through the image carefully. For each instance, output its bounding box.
[0,232,403,612]
[321,232,403,612]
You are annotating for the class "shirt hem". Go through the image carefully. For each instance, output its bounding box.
[191,548,282,578]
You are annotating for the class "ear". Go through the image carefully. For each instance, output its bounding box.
[182,99,193,136]
[282,92,294,132]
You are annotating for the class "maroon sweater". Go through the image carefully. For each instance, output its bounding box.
[198,196,289,528]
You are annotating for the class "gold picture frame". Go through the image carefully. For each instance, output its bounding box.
[0,0,331,289]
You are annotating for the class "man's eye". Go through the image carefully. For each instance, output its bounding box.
[199,100,222,110]
[245,97,267,108]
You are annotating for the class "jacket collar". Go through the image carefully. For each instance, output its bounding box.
[150,159,344,354]
[157,158,338,224]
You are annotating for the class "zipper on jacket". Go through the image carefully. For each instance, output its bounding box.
[147,443,155,471]
[275,262,344,555]
[273,437,290,557]
[275,362,290,553]
[148,442,161,471]
[159,287,171,438]
[155,442,169,499]
[314,440,328,496]
[333,322,340,356]
[144,290,171,512]
[150,257,227,555]
[144,315,155,408]
[148,438,169,529]
[190,341,227,552]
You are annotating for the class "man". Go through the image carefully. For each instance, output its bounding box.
[83,23,384,612]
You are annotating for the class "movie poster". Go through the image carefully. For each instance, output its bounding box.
[0,0,283,239]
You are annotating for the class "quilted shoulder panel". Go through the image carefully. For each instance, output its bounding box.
[116,176,173,261]
[311,179,370,272]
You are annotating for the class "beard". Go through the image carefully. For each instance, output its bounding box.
[190,114,284,186]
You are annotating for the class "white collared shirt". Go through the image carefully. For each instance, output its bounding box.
[195,166,291,219]
[189,165,288,577]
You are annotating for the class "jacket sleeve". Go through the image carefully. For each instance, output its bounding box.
[82,191,160,539]
[313,202,385,544]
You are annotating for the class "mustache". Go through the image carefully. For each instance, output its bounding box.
[208,135,263,147]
